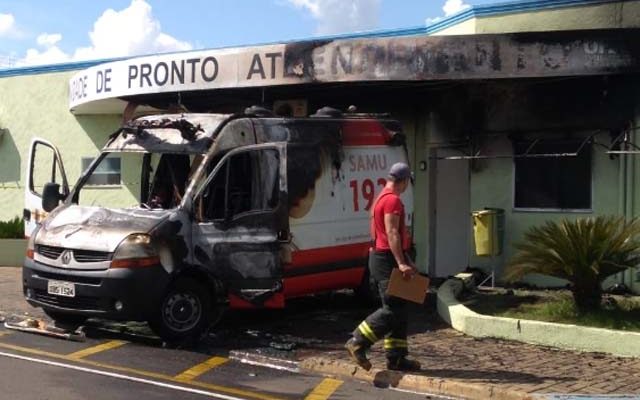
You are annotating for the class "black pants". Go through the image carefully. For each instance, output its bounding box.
[353,251,409,360]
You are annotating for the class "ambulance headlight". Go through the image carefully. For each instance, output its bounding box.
[111,234,159,269]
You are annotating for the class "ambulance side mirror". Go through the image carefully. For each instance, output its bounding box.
[42,182,63,212]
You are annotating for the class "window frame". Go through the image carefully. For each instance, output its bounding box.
[193,144,282,223]
[512,138,593,213]
[29,142,61,198]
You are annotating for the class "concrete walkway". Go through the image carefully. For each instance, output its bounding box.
[2,265,640,399]
[304,320,640,399]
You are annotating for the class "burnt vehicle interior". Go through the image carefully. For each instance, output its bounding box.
[73,151,201,210]
[142,153,191,209]
[195,149,280,222]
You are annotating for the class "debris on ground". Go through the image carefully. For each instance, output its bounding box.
[4,318,86,341]
[269,341,296,351]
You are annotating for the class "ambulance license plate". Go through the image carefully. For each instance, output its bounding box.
[47,280,75,297]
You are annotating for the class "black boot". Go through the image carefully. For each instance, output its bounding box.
[345,338,372,371]
[387,356,421,371]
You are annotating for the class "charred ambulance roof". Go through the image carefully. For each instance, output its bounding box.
[103,110,404,156]
[104,113,231,154]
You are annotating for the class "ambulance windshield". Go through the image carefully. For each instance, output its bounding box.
[72,151,202,210]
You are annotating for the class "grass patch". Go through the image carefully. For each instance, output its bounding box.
[463,289,640,332]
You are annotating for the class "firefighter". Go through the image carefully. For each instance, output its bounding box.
[345,162,421,371]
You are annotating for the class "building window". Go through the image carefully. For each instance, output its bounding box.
[514,140,591,210]
[81,156,121,185]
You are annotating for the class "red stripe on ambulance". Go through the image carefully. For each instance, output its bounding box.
[289,242,370,267]
[341,120,391,146]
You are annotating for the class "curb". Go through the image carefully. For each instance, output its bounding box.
[437,276,640,357]
[299,357,536,400]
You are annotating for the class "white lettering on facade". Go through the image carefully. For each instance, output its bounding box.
[127,56,220,88]
[96,69,112,93]
[70,75,88,101]
[247,52,283,80]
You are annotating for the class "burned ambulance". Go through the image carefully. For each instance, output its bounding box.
[23,107,413,341]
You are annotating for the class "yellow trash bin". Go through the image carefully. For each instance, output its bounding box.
[472,208,504,256]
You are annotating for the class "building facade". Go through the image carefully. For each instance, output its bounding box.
[1,0,639,289]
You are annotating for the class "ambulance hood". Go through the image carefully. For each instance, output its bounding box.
[36,205,170,252]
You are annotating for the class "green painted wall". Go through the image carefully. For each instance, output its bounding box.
[476,2,639,33]
[433,18,476,36]
[398,107,430,273]
[468,132,622,280]
[412,110,430,273]
[434,1,640,36]
[0,71,126,223]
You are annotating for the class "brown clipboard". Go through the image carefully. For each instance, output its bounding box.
[386,268,430,304]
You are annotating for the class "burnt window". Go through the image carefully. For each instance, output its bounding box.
[199,149,279,221]
[514,140,591,210]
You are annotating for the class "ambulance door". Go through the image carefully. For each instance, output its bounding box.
[24,138,69,237]
[192,143,288,308]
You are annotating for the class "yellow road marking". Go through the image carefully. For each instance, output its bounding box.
[304,378,343,400]
[0,341,282,400]
[174,356,228,382]
[67,340,128,359]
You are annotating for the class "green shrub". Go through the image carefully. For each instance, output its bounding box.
[505,216,640,312]
[0,217,24,239]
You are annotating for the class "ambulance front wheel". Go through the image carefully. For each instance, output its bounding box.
[149,278,212,342]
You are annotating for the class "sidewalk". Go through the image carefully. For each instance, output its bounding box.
[2,265,640,399]
[0,266,44,320]
[304,316,640,399]
[297,293,640,400]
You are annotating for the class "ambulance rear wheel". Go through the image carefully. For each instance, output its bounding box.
[149,278,212,342]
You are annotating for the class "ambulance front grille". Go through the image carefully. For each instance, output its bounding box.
[73,250,112,263]
[37,245,64,260]
[37,246,111,263]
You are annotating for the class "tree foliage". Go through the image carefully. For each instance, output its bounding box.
[505,216,640,311]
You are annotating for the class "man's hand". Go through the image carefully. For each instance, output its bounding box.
[398,263,415,279]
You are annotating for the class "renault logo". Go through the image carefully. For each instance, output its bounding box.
[61,250,72,265]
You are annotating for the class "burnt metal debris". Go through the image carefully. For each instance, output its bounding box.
[435,134,597,160]
[4,318,86,341]
[121,118,204,141]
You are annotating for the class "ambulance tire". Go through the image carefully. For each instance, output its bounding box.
[44,310,88,326]
[354,269,380,305]
[149,278,212,343]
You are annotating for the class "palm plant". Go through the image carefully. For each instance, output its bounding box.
[505,216,640,312]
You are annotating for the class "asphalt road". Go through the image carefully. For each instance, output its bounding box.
[0,328,441,400]
[0,267,449,399]
[0,355,213,400]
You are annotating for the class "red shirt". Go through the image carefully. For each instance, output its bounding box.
[371,188,407,251]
